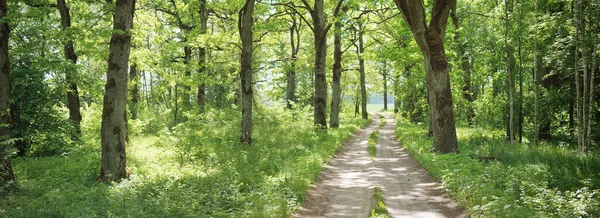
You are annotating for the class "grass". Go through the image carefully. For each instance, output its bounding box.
[367,104,390,112]
[369,186,389,218]
[0,106,369,217]
[378,114,386,128]
[368,131,379,159]
[394,115,600,217]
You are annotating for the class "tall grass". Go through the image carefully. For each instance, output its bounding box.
[395,116,600,217]
[0,105,368,217]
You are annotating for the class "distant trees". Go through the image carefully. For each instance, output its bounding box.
[99,0,136,182]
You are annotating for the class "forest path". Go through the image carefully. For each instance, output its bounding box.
[295,113,465,218]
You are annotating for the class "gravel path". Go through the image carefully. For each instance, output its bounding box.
[295,113,466,218]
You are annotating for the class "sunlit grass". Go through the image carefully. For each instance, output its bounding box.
[394,115,600,217]
[0,106,369,217]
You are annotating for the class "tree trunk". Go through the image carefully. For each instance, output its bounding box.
[129,64,139,120]
[310,0,328,128]
[586,20,596,151]
[57,0,82,134]
[286,16,299,110]
[330,20,342,128]
[182,46,192,109]
[382,61,388,111]
[518,37,524,143]
[394,0,458,153]
[393,74,400,114]
[359,22,367,120]
[197,0,208,112]
[575,0,582,152]
[0,0,15,186]
[505,0,515,144]
[239,0,254,144]
[99,0,135,182]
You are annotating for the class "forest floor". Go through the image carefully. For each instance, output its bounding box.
[295,113,466,218]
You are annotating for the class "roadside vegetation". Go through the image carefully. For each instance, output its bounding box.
[395,116,600,217]
[0,106,367,217]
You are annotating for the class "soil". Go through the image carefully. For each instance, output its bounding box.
[295,113,466,218]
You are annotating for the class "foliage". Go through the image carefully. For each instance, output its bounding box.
[0,107,368,217]
[9,68,75,157]
[395,115,600,217]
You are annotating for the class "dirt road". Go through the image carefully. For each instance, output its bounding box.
[295,113,465,218]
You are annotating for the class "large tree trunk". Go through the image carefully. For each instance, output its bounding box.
[395,0,458,153]
[57,0,82,134]
[359,22,367,120]
[129,64,139,120]
[239,0,254,144]
[330,20,342,128]
[99,0,135,182]
[1,0,15,186]
[306,0,328,128]
[197,0,208,112]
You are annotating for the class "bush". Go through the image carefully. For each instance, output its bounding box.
[10,68,75,157]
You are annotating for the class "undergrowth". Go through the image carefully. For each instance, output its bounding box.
[0,105,368,217]
[395,115,600,217]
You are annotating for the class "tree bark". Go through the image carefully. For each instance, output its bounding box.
[286,15,300,110]
[57,0,82,134]
[330,19,342,128]
[310,0,328,128]
[383,73,388,111]
[393,74,400,114]
[182,46,192,109]
[359,22,367,120]
[0,0,15,186]
[99,0,135,182]
[239,0,254,144]
[394,0,458,153]
[197,0,208,112]
[505,0,515,144]
[129,64,139,120]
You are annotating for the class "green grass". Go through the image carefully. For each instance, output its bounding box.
[0,106,369,217]
[369,186,389,218]
[368,131,379,159]
[394,115,600,217]
[378,114,386,128]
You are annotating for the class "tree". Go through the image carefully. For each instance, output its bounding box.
[394,0,458,153]
[56,0,83,135]
[0,0,15,188]
[196,0,208,112]
[330,7,344,128]
[129,63,140,120]
[300,0,344,128]
[99,0,136,182]
[239,0,255,144]
[504,0,515,144]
